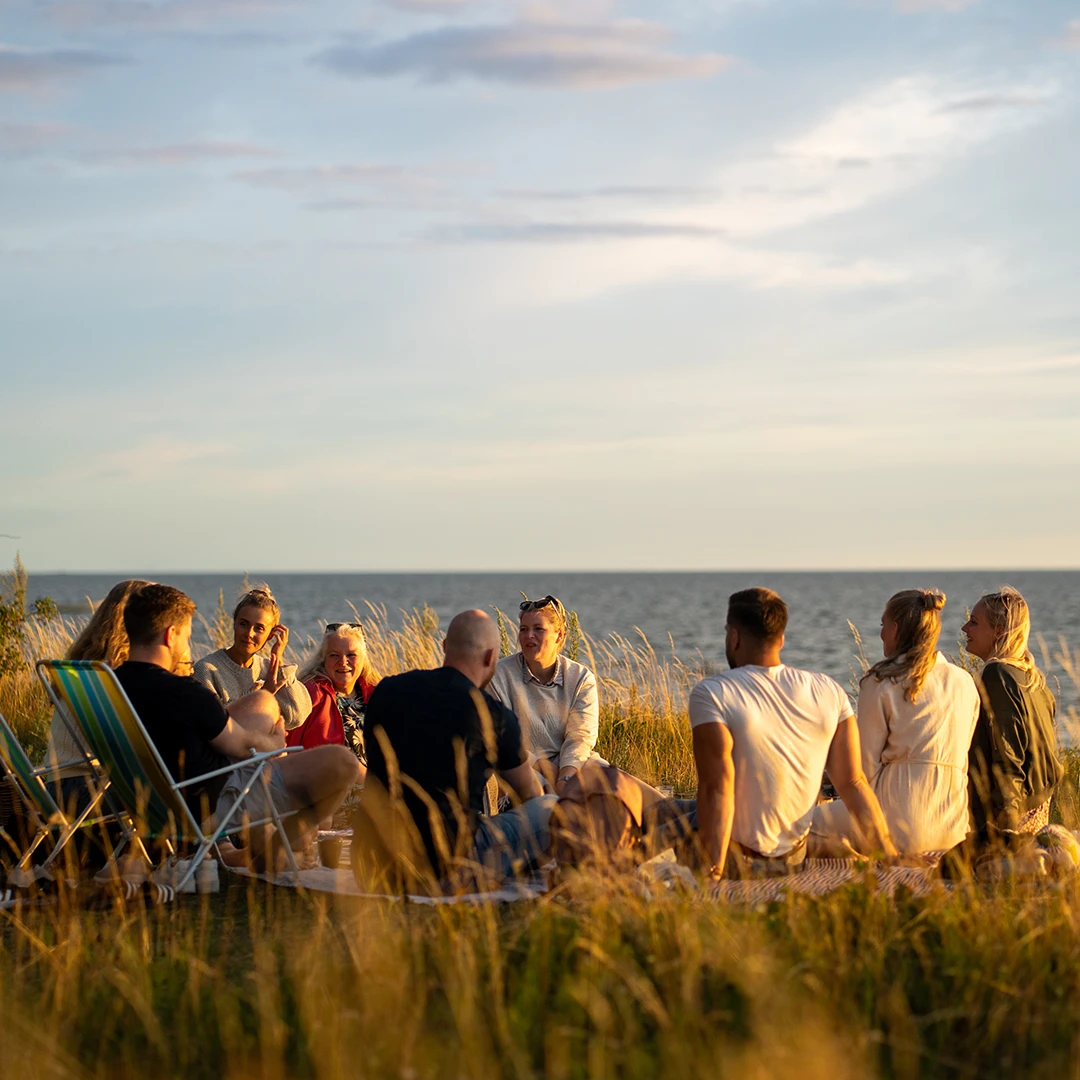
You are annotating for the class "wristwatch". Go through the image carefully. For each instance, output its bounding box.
[558,774,574,784]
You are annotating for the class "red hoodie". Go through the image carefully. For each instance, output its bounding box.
[286,675,376,750]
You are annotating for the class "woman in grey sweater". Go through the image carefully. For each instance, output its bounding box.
[194,585,311,731]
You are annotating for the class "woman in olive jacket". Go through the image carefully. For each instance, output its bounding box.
[961,586,1062,841]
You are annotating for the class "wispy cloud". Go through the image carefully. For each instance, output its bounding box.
[383,0,473,11]
[481,75,1057,247]
[0,126,278,167]
[0,120,74,153]
[1053,18,1080,49]
[46,0,300,30]
[430,220,725,243]
[312,17,729,89]
[0,43,124,91]
[234,162,435,190]
[936,92,1052,113]
[438,73,1054,307]
[498,184,725,202]
[896,0,979,11]
[83,140,277,166]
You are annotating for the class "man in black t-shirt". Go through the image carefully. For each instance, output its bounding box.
[364,609,556,884]
[117,584,361,855]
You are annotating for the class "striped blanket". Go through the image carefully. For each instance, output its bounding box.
[229,842,941,906]
[709,858,942,904]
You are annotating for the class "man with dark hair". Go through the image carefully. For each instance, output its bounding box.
[688,587,896,879]
[115,584,360,858]
[362,609,556,887]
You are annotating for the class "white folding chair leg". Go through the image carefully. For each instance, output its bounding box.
[40,783,110,872]
[264,781,300,883]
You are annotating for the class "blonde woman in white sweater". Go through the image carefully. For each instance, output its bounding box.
[487,595,605,795]
[812,589,980,855]
[194,585,311,731]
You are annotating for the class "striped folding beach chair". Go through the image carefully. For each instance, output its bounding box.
[0,709,118,889]
[37,660,301,893]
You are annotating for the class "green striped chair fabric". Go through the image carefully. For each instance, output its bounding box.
[0,708,116,881]
[37,660,301,889]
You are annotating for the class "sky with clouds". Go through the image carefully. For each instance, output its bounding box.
[2,0,1079,572]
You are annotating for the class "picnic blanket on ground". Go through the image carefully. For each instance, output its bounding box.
[225,840,548,905]
[709,858,943,904]
[225,841,941,906]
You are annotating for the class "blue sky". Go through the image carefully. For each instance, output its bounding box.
[2,0,1079,572]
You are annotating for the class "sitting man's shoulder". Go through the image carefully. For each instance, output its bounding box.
[118,661,218,697]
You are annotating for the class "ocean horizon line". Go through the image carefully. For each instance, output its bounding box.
[28,566,1080,577]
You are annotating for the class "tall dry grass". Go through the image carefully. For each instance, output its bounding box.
[5,590,1080,1079]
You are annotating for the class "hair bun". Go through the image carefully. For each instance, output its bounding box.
[922,589,946,611]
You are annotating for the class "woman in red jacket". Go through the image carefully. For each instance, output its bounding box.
[287,622,379,779]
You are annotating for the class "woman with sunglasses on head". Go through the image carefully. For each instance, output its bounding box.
[286,622,379,771]
[194,584,311,732]
[487,595,606,795]
[961,586,1062,843]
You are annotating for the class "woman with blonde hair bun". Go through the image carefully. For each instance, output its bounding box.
[962,586,1062,840]
[194,584,311,731]
[812,588,980,855]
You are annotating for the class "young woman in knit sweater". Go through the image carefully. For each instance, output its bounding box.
[193,585,312,732]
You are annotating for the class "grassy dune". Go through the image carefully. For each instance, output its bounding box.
[2,596,1080,1079]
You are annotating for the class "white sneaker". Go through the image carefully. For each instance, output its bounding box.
[196,858,220,894]
[151,858,196,893]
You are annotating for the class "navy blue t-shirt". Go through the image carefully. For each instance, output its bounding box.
[115,661,231,815]
[363,666,527,874]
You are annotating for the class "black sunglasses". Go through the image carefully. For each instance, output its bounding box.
[519,595,563,614]
[325,621,365,634]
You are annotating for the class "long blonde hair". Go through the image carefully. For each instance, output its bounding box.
[863,588,945,702]
[299,622,380,699]
[979,586,1046,691]
[67,579,154,668]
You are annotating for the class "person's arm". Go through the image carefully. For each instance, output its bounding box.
[557,668,599,790]
[259,624,292,695]
[692,723,736,879]
[979,664,1029,827]
[191,658,228,704]
[272,667,312,730]
[500,760,545,803]
[209,716,286,760]
[826,716,897,856]
[856,677,889,787]
[288,680,336,747]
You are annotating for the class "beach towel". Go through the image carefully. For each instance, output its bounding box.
[225,838,548,905]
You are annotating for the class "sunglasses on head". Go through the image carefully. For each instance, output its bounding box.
[325,621,364,634]
[519,595,563,614]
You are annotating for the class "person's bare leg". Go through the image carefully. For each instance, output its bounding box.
[226,690,282,737]
[234,746,359,872]
[574,762,668,808]
[276,745,362,842]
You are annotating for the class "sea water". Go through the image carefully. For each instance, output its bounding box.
[28,570,1080,717]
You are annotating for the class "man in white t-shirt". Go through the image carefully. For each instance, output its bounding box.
[689,587,896,879]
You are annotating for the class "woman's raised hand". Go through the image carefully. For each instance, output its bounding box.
[264,624,290,694]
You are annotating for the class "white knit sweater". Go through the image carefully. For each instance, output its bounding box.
[193,649,312,730]
[487,652,602,771]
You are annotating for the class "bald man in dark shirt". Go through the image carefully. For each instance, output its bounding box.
[364,609,557,886]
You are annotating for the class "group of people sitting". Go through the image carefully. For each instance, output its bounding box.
[42,577,1063,888]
